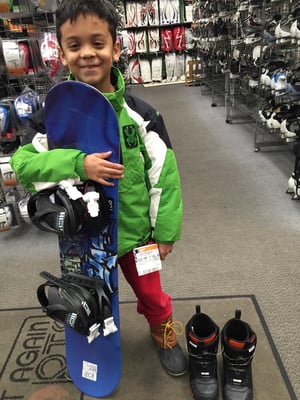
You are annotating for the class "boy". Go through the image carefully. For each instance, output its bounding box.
[10,0,187,377]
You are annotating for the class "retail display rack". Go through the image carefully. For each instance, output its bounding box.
[121,0,198,85]
[189,0,300,147]
[0,0,61,232]
[188,0,300,197]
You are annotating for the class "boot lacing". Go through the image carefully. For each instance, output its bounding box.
[163,320,184,349]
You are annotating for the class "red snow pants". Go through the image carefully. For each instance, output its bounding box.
[118,250,172,326]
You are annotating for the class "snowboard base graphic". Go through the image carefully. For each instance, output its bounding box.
[44,81,121,398]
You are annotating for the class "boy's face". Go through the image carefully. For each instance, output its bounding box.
[59,14,120,93]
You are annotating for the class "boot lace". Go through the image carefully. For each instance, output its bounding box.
[163,320,184,349]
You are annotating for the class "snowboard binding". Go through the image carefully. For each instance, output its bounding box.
[28,180,111,237]
[37,271,118,343]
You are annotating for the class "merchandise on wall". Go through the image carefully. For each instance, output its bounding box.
[0,2,59,232]
[121,0,195,85]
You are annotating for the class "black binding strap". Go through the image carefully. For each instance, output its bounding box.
[37,271,114,336]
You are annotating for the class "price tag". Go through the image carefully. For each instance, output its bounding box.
[133,243,162,276]
[82,360,98,382]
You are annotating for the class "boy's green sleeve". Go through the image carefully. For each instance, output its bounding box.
[151,149,183,243]
[10,143,87,193]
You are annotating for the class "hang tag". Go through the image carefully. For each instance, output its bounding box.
[133,243,162,276]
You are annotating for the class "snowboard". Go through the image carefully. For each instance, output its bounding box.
[44,80,121,398]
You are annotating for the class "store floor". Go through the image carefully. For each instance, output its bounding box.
[1,84,299,399]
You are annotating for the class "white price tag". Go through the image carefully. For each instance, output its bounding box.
[133,243,162,276]
[82,360,98,382]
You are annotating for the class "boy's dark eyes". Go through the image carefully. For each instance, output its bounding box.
[68,43,79,50]
[67,42,106,50]
[94,41,105,47]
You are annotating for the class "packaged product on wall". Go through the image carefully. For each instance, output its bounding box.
[171,0,180,23]
[0,99,20,142]
[185,3,193,22]
[151,56,162,81]
[0,104,9,138]
[30,39,44,73]
[0,157,17,187]
[173,25,185,51]
[129,57,142,83]
[17,41,30,73]
[147,0,159,26]
[126,1,137,27]
[160,0,180,25]
[165,52,177,81]
[135,30,147,53]
[139,58,152,83]
[121,30,136,56]
[0,203,13,231]
[160,28,173,52]
[40,32,63,81]
[2,40,26,75]
[2,38,43,76]
[14,87,40,126]
[148,28,160,52]
[23,39,44,74]
[128,31,137,55]
[137,1,148,26]
[175,53,185,80]
[159,0,168,24]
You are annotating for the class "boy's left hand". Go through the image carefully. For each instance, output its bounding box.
[158,243,174,261]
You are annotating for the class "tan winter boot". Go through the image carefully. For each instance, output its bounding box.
[150,315,188,376]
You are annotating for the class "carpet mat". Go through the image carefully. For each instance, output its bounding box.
[0,295,296,400]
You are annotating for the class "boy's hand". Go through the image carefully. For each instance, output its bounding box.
[158,243,174,261]
[83,151,124,186]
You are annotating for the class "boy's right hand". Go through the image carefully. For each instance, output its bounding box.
[83,151,124,186]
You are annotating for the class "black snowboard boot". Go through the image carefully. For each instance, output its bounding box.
[185,305,219,400]
[221,310,257,400]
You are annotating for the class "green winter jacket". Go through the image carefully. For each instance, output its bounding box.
[10,68,183,257]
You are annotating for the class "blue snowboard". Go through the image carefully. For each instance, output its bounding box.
[44,81,121,398]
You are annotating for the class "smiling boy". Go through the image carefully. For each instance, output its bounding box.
[11,0,187,377]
